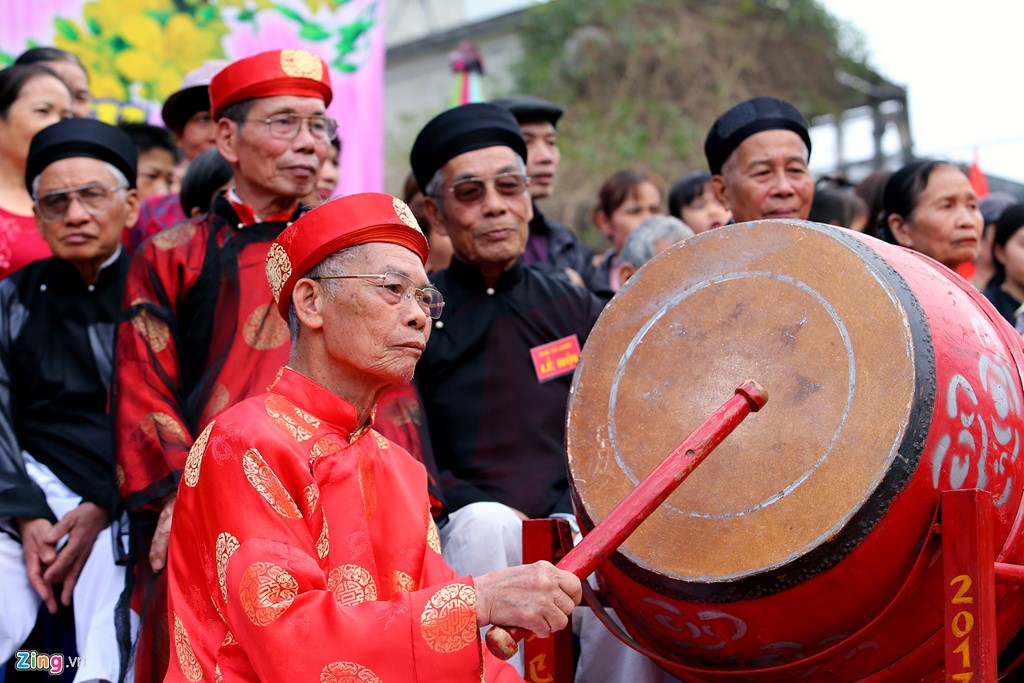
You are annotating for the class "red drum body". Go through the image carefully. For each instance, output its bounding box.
[566,220,1024,682]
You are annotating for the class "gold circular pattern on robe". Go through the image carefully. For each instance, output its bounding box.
[419,583,477,653]
[319,661,382,683]
[242,447,303,518]
[172,613,203,682]
[221,630,237,646]
[426,510,441,554]
[152,222,196,251]
[214,664,223,683]
[141,412,189,445]
[216,531,240,602]
[130,298,170,353]
[265,394,321,442]
[316,514,330,559]
[280,48,323,80]
[327,564,378,607]
[239,561,299,626]
[242,304,289,351]
[390,570,418,594]
[115,464,125,490]
[371,430,389,451]
[183,420,215,488]
[265,242,292,305]
[392,196,423,234]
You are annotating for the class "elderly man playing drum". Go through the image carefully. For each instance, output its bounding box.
[705,96,815,223]
[0,118,139,682]
[164,193,581,683]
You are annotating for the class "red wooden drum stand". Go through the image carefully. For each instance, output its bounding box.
[521,220,1024,682]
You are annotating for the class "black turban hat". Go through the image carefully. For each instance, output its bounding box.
[491,94,563,128]
[704,96,811,175]
[26,118,138,191]
[410,103,527,192]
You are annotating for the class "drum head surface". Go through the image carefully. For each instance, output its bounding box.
[568,220,925,591]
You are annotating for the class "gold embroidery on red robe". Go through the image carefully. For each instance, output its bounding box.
[130,298,170,352]
[239,561,299,626]
[316,514,329,559]
[216,531,239,602]
[310,435,342,463]
[242,303,289,351]
[327,564,378,608]
[222,630,237,646]
[183,420,215,488]
[115,464,125,490]
[172,613,203,682]
[390,570,417,594]
[371,430,389,450]
[153,222,196,250]
[426,509,441,554]
[358,452,377,518]
[419,583,477,653]
[319,660,382,683]
[141,412,189,445]
[265,394,321,442]
[265,242,292,305]
[303,483,319,518]
[242,448,302,518]
[214,663,223,683]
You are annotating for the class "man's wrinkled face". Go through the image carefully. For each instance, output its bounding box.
[220,95,329,204]
[425,145,533,278]
[33,157,137,267]
[319,243,432,389]
[712,129,814,223]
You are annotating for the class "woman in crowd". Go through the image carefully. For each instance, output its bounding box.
[879,159,983,272]
[983,203,1024,326]
[667,170,730,233]
[0,64,73,278]
[15,47,92,119]
[589,169,663,294]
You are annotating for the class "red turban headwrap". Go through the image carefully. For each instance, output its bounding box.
[210,49,333,119]
[267,193,430,317]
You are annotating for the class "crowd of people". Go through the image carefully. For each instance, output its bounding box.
[0,41,1019,683]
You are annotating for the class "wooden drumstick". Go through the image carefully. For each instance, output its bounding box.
[485,379,769,660]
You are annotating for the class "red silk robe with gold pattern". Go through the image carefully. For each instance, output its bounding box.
[165,367,521,683]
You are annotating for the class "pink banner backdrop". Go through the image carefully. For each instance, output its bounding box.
[1,0,384,195]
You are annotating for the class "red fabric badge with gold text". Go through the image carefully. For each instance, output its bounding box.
[529,334,581,383]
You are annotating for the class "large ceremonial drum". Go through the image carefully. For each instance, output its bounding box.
[567,220,1024,682]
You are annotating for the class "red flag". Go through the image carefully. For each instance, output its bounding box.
[969,147,990,199]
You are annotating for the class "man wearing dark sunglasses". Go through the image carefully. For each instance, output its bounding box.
[411,104,662,681]
[0,118,138,681]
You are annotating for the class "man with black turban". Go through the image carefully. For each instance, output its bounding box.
[411,103,663,682]
[705,95,815,223]
[0,118,138,681]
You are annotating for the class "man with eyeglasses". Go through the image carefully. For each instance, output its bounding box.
[0,118,138,681]
[112,48,361,683]
[410,104,663,682]
[164,192,578,682]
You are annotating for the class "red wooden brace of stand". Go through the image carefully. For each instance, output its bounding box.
[485,379,769,661]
